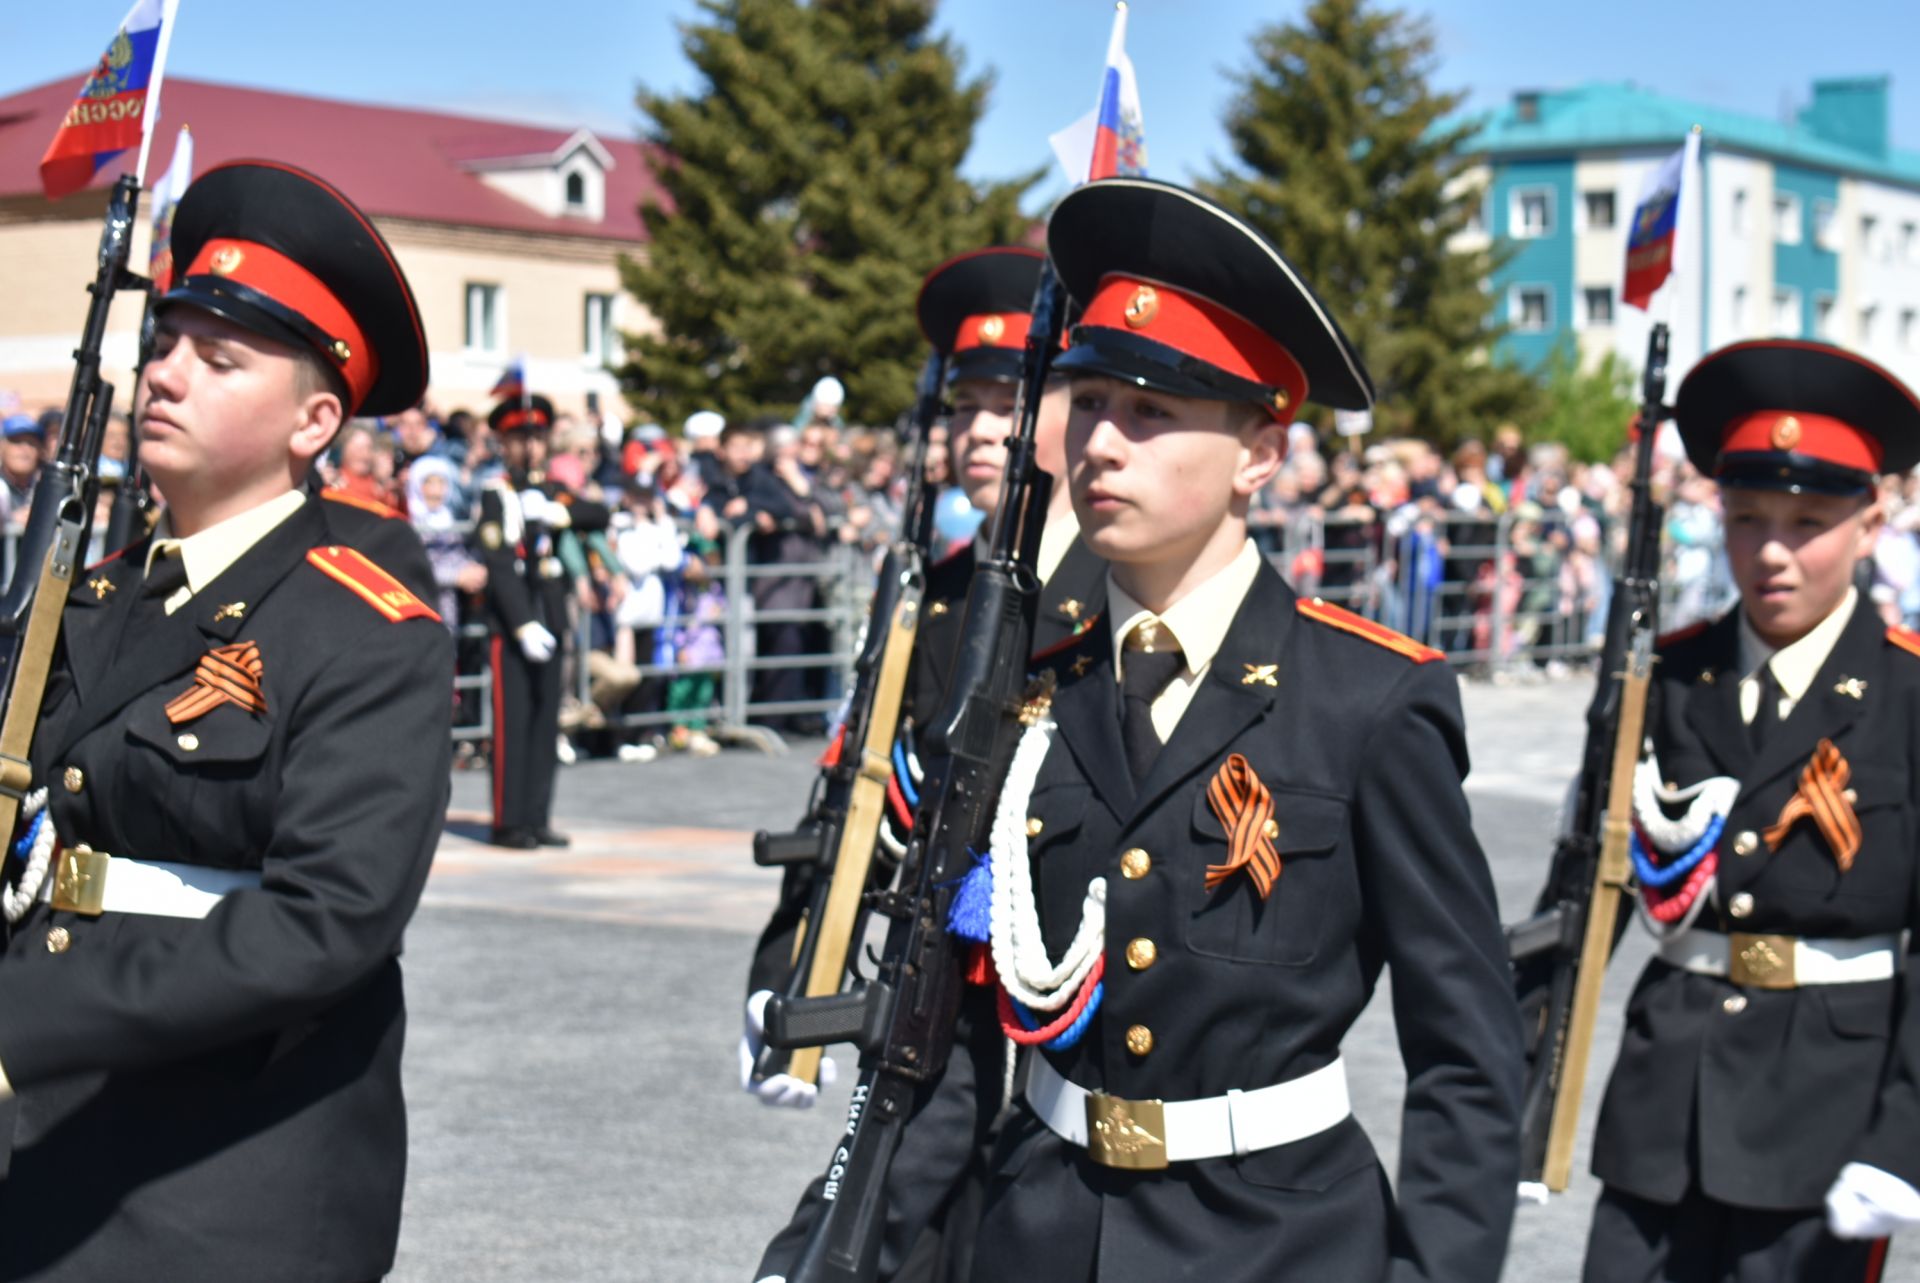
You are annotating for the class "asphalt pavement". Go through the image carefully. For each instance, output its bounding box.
[390,673,1917,1282]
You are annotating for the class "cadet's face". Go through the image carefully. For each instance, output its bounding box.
[1066,375,1280,573]
[139,307,317,510]
[1723,486,1881,647]
[950,379,1017,513]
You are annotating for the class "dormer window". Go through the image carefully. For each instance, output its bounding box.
[565,171,586,211]
[462,128,613,222]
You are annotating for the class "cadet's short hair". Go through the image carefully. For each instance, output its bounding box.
[291,348,351,416]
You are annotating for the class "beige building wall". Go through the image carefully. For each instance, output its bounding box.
[0,195,652,420]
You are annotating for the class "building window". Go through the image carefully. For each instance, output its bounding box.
[1731,285,1748,334]
[464,283,502,353]
[1730,188,1749,236]
[1583,190,1615,231]
[583,292,617,365]
[1904,221,1918,264]
[1582,286,1614,327]
[1774,193,1803,245]
[1463,191,1487,235]
[565,171,587,211]
[1511,186,1554,239]
[1512,285,1553,332]
[1772,287,1801,334]
[1860,305,1879,346]
[1902,308,1917,351]
[1813,200,1839,251]
[1815,293,1836,339]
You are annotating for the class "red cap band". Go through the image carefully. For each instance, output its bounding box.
[183,237,376,408]
[1719,410,1882,474]
[495,407,550,432]
[952,312,1032,354]
[1079,274,1308,417]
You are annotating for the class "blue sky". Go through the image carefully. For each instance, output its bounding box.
[5,0,1918,208]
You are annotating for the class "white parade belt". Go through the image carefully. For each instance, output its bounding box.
[1024,1053,1350,1171]
[1657,925,1904,989]
[41,845,259,919]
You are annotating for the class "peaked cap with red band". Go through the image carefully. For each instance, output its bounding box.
[1046,178,1373,418]
[1676,339,1920,494]
[160,160,428,418]
[916,247,1044,386]
[488,394,556,435]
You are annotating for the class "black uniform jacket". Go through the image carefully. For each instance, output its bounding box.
[979,562,1522,1283]
[1592,606,1920,1210]
[474,477,567,637]
[0,496,454,1282]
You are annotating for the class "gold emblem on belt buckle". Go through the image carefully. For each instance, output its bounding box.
[1729,932,1797,989]
[1085,1092,1168,1170]
[50,844,110,917]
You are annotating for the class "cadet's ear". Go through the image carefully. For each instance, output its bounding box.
[289,389,345,467]
[1232,406,1285,499]
[1854,494,1887,561]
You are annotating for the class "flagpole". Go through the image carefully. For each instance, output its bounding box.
[1105,2,1129,76]
[131,0,183,187]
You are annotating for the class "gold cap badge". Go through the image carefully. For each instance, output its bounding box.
[209,245,245,276]
[1771,415,1802,451]
[978,315,1006,344]
[1124,285,1159,329]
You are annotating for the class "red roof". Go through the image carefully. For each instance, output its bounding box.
[0,75,665,242]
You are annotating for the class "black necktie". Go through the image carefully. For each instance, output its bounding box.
[118,548,188,657]
[1749,665,1779,752]
[1120,620,1184,785]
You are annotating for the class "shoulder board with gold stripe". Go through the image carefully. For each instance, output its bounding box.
[1657,620,1710,649]
[323,488,402,520]
[1296,597,1443,664]
[1888,625,1920,660]
[307,545,441,623]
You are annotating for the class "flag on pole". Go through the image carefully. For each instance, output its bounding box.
[148,124,192,292]
[39,0,180,199]
[490,356,527,402]
[1622,130,1702,311]
[1048,2,1148,185]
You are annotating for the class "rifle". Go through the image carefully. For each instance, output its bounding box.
[0,174,147,838]
[748,351,947,1089]
[1507,321,1672,1192]
[761,264,1065,1283]
[101,294,161,556]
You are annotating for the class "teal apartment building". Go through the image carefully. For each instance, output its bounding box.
[1459,77,1920,386]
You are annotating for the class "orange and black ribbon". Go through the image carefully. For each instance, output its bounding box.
[164,642,266,725]
[1205,753,1281,898]
[1762,737,1862,872]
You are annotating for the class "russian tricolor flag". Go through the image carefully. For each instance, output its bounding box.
[1622,130,1701,312]
[39,0,180,200]
[148,124,192,292]
[491,356,528,402]
[1049,3,1148,185]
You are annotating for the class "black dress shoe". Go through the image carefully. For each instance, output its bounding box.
[490,827,539,849]
[535,828,571,848]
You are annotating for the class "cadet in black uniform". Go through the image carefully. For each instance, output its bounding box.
[474,396,570,850]
[1582,339,1920,1283]
[749,248,1106,1283]
[0,160,451,1283]
[956,178,1522,1283]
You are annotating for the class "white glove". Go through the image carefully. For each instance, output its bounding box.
[516,622,558,663]
[739,989,837,1109]
[517,489,553,526]
[1826,1162,1920,1239]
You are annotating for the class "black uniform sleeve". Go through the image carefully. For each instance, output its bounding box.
[0,617,453,1083]
[1852,701,1920,1187]
[476,485,537,634]
[1351,660,1524,1283]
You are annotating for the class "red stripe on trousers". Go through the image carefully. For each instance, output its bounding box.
[491,634,506,825]
[1865,1237,1889,1283]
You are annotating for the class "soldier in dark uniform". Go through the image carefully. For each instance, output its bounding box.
[473,396,570,850]
[0,160,451,1283]
[950,178,1523,1283]
[749,247,1107,1283]
[1581,339,1920,1283]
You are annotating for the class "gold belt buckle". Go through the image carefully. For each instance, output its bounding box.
[1728,932,1797,989]
[50,844,110,917]
[1085,1092,1168,1170]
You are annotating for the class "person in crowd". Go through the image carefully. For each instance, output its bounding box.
[611,478,684,758]
[407,453,486,629]
[0,158,451,1283]
[744,424,830,736]
[1582,338,1920,1283]
[665,553,725,758]
[328,421,401,511]
[0,413,45,532]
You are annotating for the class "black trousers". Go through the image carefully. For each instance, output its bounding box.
[490,631,561,832]
[1583,1183,1889,1283]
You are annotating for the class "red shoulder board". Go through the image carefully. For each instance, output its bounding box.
[1657,620,1710,648]
[1888,625,1920,660]
[1296,597,1444,664]
[322,488,402,520]
[307,545,441,623]
[1031,614,1103,665]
